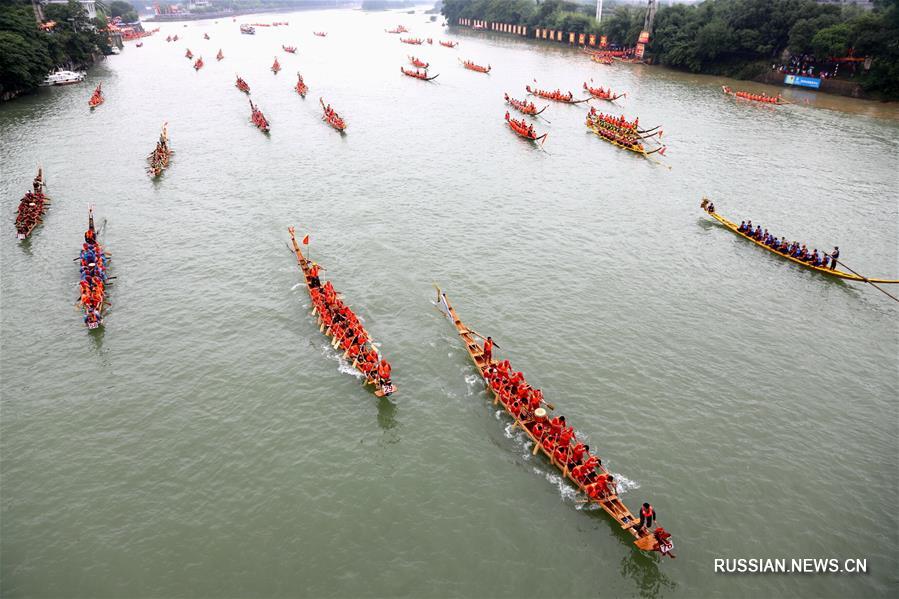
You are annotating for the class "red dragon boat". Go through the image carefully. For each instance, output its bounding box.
[590,54,614,65]
[320,98,346,132]
[461,59,490,73]
[203,32,210,40]
[287,227,396,397]
[401,37,423,45]
[235,75,250,94]
[271,57,281,73]
[14,169,49,240]
[526,84,588,104]
[216,49,224,60]
[294,72,308,97]
[282,45,297,53]
[313,31,327,37]
[401,66,439,81]
[88,83,103,108]
[408,56,429,69]
[504,111,547,145]
[583,81,625,102]
[385,25,408,34]
[504,93,547,116]
[185,48,193,59]
[249,99,270,132]
[193,57,204,70]
[439,40,458,48]
[722,86,785,104]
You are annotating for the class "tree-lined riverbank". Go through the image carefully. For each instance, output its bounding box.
[441,0,899,99]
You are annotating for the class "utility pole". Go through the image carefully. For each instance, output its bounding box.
[31,0,44,23]
[596,0,603,23]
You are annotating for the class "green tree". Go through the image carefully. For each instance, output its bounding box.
[109,0,138,22]
[810,22,851,57]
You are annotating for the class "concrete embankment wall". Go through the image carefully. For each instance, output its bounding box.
[753,70,867,99]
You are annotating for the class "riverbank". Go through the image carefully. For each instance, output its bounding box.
[448,22,893,104]
[145,1,358,21]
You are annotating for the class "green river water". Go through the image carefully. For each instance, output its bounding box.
[2,7,898,598]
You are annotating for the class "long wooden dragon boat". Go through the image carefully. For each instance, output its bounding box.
[147,122,172,177]
[505,111,547,145]
[15,168,49,240]
[585,119,666,162]
[504,92,547,116]
[320,98,347,132]
[460,59,490,73]
[287,227,396,397]
[294,72,308,97]
[435,287,675,557]
[77,206,110,329]
[700,200,899,284]
[408,56,429,69]
[401,66,439,81]
[722,86,785,105]
[526,84,588,104]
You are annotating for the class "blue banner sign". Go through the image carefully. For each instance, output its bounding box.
[784,75,822,89]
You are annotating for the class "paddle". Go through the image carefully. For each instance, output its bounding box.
[460,327,501,349]
[832,259,899,303]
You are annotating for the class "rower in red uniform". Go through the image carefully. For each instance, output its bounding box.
[378,359,392,385]
[639,502,656,532]
[482,336,493,364]
[549,415,565,438]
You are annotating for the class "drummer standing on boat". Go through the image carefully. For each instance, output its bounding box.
[829,247,839,270]
[482,336,494,364]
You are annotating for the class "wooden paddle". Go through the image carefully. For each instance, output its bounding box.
[833,259,899,303]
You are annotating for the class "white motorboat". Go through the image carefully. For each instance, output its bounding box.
[41,70,86,86]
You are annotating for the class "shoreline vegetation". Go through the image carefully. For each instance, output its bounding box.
[440,0,899,100]
[0,0,111,101]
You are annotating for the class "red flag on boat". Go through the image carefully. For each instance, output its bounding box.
[302,235,309,244]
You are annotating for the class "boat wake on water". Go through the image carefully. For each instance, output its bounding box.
[498,413,640,508]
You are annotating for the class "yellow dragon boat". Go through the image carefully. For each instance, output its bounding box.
[701,199,899,284]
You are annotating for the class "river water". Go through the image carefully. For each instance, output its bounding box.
[2,7,897,598]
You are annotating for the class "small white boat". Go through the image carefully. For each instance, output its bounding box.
[41,70,86,86]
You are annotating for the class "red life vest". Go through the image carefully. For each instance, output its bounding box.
[642,505,654,518]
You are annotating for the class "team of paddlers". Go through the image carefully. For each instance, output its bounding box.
[271,57,281,73]
[408,56,428,69]
[216,49,224,61]
[401,67,435,80]
[193,57,204,70]
[185,48,193,59]
[235,75,250,94]
[249,99,270,132]
[504,93,544,116]
[147,123,172,177]
[504,111,545,142]
[736,216,840,268]
[88,83,103,108]
[476,336,673,556]
[77,208,108,329]
[526,85,576,103]
[294,72,308,97]
[320,99,346,131]
[461,60,490,73]
[282,45,296,53]
[15,170,48,240]
[305,263,394,394]
[400,37,423,44]
[583,81,624,101]
[723,86,783,104]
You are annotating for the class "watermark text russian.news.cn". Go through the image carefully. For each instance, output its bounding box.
[714,558,868,574]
